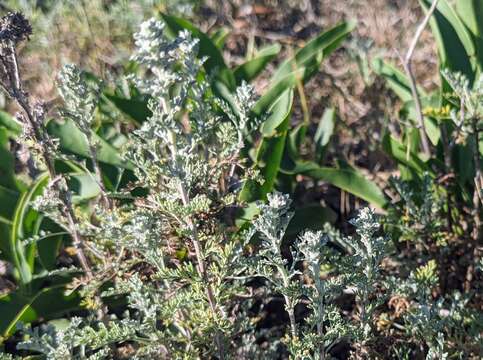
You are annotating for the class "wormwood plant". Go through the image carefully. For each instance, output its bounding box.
[0,12,260,358]
[385,174,447,249]
[0,14,391,357]
[1,9,481,360]
[249,195,388,359]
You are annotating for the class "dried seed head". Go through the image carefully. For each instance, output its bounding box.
[0,12,32,44]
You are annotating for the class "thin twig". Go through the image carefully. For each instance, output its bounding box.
[0,33,104,315]
[401,0,439,157]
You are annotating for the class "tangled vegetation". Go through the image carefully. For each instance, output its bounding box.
[0,1,481,359]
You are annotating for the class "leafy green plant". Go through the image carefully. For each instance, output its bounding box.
[105,13,387,210]
[373,0,482,292]
[0,13,371,357]
[0,8,480,360]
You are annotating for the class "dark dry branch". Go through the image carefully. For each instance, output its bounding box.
[0,12,95,282]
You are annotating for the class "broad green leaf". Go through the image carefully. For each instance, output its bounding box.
[456,0,483,72]
[314,108,336,162]
[253,68,304,116]
[235,202,260,227]
[37,229,64,271]
[233,44,281,84]
[9,174,49,285]
[161,13,236,90]
[211,27,230,49]
[421,0,475,82]
[69,173,101,203]
[456,0,483,38]
[424,116,441,146]
[0,283,80,339]
[0,128,20,192]
[0,110,22,137]
[285,205,337,238]
[453,141,476,187]
[372,58,428,102]
[102,93,151,125]
[288,161,387,208]
[287,123,307,162]
[0,128,21,260]
[273,21,355,83]
[46,118,132,169]
[401,98,441,146]
[382,133,433,176]
[260,86,294,136]
[0,183,17,259]
[240,89,293,202]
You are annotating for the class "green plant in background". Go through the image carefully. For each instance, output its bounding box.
[390,260,482,359]
[373,0,482,292]
[385,173,447,249]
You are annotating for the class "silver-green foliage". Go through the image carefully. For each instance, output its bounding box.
[8,13,481,360]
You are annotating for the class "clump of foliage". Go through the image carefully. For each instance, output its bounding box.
[0,4,481,360]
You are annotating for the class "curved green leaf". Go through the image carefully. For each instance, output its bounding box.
[273,21,355,83]
[102,93,151,125]
[372,58,428,102]
[287,161,387,208]
[253,68,304,116]
[69,173,101,203]
[211,27,230,49]
[382,133,433,176]
[314,107,336,162]
[0,128,22,261]
[285,205,337,238]
[260,85,294,136]
[9,174,49,285]
[456,0,483,37]
[0,110,22,137]
[456,0,483,72]
[0,128,20,193]
[421,0,475,81]
[233,44,281,84]
[240,89,294,202]
[0,282,80,339]
[46,118,132,170]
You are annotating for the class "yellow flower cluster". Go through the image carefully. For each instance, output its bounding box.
[422,105,451,118]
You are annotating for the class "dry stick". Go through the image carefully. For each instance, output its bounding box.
[0,44,112,322]
[0,44,94,280]
[402,0,440,157]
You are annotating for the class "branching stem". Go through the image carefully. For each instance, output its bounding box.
[402,0,439,157]
[168,130,225,360]
[0,44,94,278]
